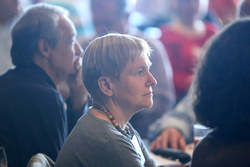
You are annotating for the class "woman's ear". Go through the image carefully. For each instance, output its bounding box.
[38,38,51,58]
[98,76,113,97]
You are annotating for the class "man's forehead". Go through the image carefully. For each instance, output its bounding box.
[57,16,76,37]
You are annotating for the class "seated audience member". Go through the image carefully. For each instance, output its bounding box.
[159,0,218,100]
[191,18,250,167]
[0,4,87,166]
[56,33,157,167]
[237,0,250,18]
[81,0,176,140]
[0,1,87,124]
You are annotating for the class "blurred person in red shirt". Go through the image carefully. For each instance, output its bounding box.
[159,0,218,100]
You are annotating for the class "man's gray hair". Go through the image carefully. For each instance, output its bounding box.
[11,3,69,67]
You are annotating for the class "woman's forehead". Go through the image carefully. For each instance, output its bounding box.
[126,55,151,70]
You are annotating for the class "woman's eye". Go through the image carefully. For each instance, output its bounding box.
[137,70,144,76]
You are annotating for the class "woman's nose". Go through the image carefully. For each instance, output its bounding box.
[147,71,157,87]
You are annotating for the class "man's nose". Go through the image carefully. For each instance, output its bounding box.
[75,42,83,56]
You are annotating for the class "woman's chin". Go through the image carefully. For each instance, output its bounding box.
[142,102,154,109]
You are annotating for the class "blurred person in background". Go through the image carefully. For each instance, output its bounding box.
[133,0,209,31]
[133,0,170,30]
[150,92,195,151]
[80,0,176,140]
[191,18,250,167]
[159,0,218,101]
[133,0,239,31]
[0,0,22,75]
[150,0,249,151]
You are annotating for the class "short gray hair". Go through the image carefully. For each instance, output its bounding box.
[82,33,151,102]
[11,3,69,67]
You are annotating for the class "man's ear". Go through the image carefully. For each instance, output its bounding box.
[38,38,51,58]
[98,76,113,97]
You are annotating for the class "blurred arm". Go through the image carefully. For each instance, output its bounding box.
[149,93,196,150]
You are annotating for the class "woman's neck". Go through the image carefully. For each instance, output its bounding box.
[92,101,130,130]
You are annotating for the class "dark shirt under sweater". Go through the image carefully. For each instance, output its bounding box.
[0,64,68,167]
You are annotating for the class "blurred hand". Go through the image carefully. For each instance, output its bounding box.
[67,57,88,111]
[150,128,186,151]
[67,57,85,92]
[58,57,88,112]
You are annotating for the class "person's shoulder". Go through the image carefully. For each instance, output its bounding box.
[74,111,125,141]
[0,68,15,80]
[0,68,24,93]
[64,111,132,159]
[0,67,59,100]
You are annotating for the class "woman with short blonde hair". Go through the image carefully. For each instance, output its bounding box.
[56,33,157,167]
